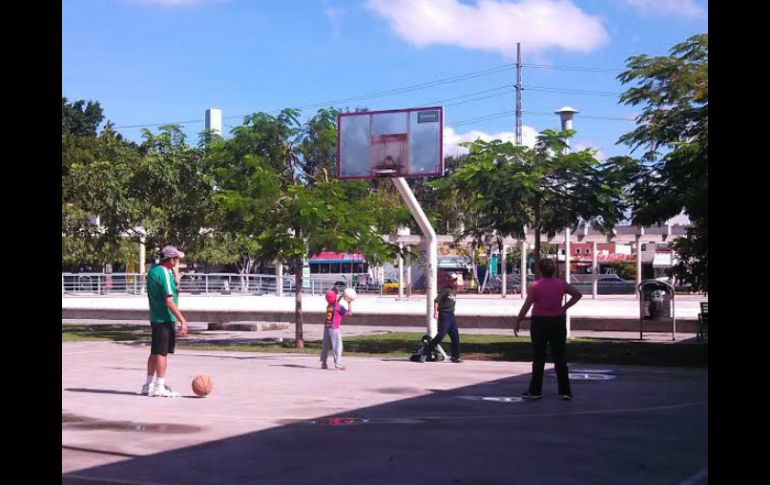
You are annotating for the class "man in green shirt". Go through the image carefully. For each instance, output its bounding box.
[421,272,462,363]
[141,245,189,398]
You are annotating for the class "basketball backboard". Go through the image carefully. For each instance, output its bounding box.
[337,107,444,180]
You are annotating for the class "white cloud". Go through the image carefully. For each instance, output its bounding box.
[126,0,228,6]
[443,125,538,157]
[442,130,610,162]
[574,141,606,161]
[666,213,691,225]
[365,0,609,57]
[622,0,706,18]
[324,5,345,37]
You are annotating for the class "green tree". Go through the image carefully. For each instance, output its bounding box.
[62,105,216,272]
[411,154,473,234]
[62,97,104,137]
[507,242,559,263]
[210,109,403,347]
[296,108,339,183]
[135,124,217,257]
[432,130,636,274]
[62,101,144,270]
[432,130,635,276]
[195,233,263,291]
[616,33,708,291]
[602,261,636,280]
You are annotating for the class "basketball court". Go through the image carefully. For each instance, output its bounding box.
[62,339,707,484]
[63,104,706,483]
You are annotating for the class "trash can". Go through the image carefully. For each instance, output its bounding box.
[638,280,676,340]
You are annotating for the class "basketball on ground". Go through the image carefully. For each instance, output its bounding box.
[192,375,213,397]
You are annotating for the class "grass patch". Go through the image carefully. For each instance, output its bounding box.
[179,332,707,367]
[62,325,150,342]
[62,326,706,367]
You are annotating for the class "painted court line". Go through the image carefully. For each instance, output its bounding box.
[62,445,139,458]
[63,350,112,356]
[676,468,708,485]
[62,473,170,485]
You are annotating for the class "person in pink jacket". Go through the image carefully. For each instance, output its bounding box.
[514,258,582,400]
[320,289,352,370]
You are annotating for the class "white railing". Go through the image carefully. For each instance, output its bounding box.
[61,273,389,297]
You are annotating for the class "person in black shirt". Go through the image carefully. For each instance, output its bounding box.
[421,272,462,363]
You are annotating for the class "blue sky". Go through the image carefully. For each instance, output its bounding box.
[62,0,707,162]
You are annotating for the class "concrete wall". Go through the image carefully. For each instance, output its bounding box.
[62,308,698,333]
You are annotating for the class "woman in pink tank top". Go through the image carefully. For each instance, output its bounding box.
[513,258,582,400]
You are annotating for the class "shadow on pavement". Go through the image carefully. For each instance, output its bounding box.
[62,364,707,485]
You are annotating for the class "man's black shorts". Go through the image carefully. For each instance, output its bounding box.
[150,322,176,355]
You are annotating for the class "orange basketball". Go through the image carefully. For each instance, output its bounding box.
[192,375,213,397]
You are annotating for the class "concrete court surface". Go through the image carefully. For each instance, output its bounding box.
[62,340,708,484]
[62,293,708,319]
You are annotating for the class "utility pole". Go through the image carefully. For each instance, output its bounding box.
[515,44,526,301]
[515,43,522,146]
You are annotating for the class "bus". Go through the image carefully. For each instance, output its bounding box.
[308,251,373,290]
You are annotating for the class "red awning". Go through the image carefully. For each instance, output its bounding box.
[309,252,365,262]
[571,253,636,263]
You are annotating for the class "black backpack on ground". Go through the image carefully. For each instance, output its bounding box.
[409,334,442,362]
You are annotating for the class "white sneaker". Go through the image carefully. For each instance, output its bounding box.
[150,384,180,398]
[140,383,152,395]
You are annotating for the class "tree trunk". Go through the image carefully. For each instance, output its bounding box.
[534,230,541,278]
[235,255,245,293]
[294,255,304,348]
[469,245,480,293]
[240,257,253,293]
[478,244,492,295]
[534,201,542,278]
[479,242,491,293]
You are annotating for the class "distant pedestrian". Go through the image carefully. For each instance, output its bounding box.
[421,272,462,363]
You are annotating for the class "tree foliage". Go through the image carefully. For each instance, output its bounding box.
[62,97,104,138]
[207,108,404,346]
[616,33,708,291]
[430,130,635,275]
[62,99,143,269]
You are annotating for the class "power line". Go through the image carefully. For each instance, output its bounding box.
[114,64,515,129]
[444,92,512,108]
[116,107,635,132]
[523,111,634,122]
[523,85,621,97]
[113,61,628,130]
[448,110,635,128]
[416,85,511,107]
[115,119,204,129]
[522,63,624,73]
[450,110,517,127]
[222,64,516,120]
[572,134,624,140]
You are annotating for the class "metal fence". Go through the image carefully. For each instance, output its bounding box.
[61,273,392,297]
[62,272,688,298]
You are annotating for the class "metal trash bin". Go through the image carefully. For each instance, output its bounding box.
[638,280,676,340]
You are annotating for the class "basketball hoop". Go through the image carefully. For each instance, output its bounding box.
[373,168,397,177]
[337,107,443,180]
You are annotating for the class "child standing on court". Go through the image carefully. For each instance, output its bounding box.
[321,288,352,370]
